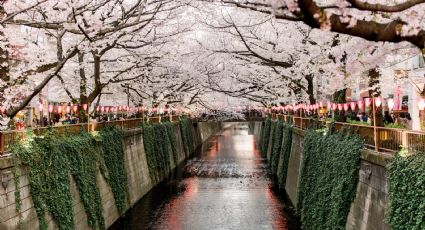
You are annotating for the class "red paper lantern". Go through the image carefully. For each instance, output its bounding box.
[332,103,337,111]
[66,105,71,113]
[350,102,356,110]
[358,100,364,110]
[365,98,372,107]
[48,105,54,113]
[57,105,62,113]
[343,103,349,111]
[73,105,78,113]
[82,104,88,111]
[375,98,382,107]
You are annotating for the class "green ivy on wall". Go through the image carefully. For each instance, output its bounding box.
[297,130,362,230]
[269,120,284,174]
[142,122,183,183]
[277,123,293,189]
[99,126,129,216]
[180,118,194,157]
[11,126,129,230]
[261,117,272,156]
[164,122,179,165]
[388,151,425,230]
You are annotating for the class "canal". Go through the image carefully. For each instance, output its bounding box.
[110,123,299,229]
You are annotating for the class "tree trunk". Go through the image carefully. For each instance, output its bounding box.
[368,68,384,127]
[333,89,347,122]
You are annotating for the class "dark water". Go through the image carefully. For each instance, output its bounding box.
[110,123,300,230]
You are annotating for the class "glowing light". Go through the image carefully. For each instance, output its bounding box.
[375,98,382,107]
[418,99,425,110]
[387,98,394,110]
[350,102,356,110]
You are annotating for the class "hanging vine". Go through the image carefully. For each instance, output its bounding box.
[388,150,425,230]
[297,129,362,230]
[164,122,179,165]
[180,118,194,157]
[11,126,129,230]
[261,117,272,156]
[277,123,293,189]
[269,120,284,174]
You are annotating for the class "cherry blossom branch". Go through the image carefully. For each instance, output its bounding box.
[346,0,425,12]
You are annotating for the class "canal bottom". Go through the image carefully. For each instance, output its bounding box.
[110,123,300,230]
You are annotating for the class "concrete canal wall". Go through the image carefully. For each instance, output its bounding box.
[251,121,391,230]
[0,121,221,230]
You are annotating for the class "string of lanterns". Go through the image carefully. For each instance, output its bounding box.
[0,104,188,115]
[268,97,425,112]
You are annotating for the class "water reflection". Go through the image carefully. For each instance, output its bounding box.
[110,123,299,230]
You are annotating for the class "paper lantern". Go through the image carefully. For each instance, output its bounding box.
[350,102,356,110]
[358,100,364,110]
[365,98,372,107]
[327,102,331,109]
[343,103,349,111]
[0,106,5,114]
[73,105,78,113]
[48,105,54,113]
[82,104,88,111]
[418,99,425,110]
[375,98,382,107]
[332,103,337,111]
[338,104,343,111]
[38,103,43,111]
[57,105,62,113]
[319,101,323,108]
[387,98,394,110]
[66,105,71,113]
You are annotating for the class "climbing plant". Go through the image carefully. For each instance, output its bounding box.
[164,122,179,165]
[180,118,194,157]
[277,123,293,189]
[99,126,129,216]
[11,126,129,230]
[142,124,159,183]
[387,150,425,230]
[297,129,362,230]
[261,117,272,156]
[142,122,179,183]
[269,120,284,174]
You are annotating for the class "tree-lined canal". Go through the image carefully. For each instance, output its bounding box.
[110,123,299,229]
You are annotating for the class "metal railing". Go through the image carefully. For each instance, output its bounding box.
[0,115,182,155]
[270,113,425,154]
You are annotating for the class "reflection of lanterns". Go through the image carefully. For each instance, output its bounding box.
[387,98,394,110]
[48,105,54,113]
[375,98,382,107]
[418,99,425,110]
[343,103,349,111]
[350,102,356,110]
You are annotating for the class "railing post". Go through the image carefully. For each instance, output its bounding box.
[401,131,408,150]
[0,132,4,155]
